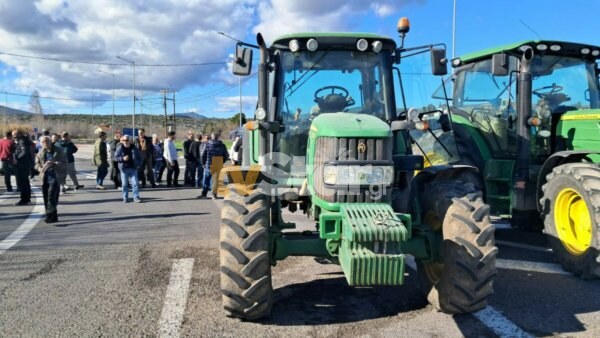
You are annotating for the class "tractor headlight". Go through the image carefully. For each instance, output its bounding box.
[323,165,393,185]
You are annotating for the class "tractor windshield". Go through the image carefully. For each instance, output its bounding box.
[451,55,600,155]
[453,56,600,116]
[277,50,393,122]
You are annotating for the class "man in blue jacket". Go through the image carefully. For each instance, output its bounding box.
[200,132,229,199]
[114,135,142,203]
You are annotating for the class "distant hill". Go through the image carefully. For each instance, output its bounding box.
[0,105,32,116]
[177,112,208,119]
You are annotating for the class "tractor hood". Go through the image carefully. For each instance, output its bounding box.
[308,113,391,139]
[557,109,600,149]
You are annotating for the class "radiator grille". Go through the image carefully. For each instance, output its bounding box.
[314,137,392,203]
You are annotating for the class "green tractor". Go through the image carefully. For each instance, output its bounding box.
[218,19,497,320]
[434,41,600,277]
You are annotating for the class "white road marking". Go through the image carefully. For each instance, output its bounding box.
[496,258,570,275]
[407,256,532,336]
[496,240,552,253]
[0,186,44,255]
[473,306,533,338]
[158,258,195,338]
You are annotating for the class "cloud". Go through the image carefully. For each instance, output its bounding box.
[214,95,257,114]
[0,0,422,110]
[0,0,257,99]
[253,0,423,42]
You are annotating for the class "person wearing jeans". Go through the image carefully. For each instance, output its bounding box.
[92,132,109,190]
[115,135,142,203]
[200,132,229,199]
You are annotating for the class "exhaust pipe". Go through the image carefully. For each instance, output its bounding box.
[256,33,269,165]
[515,46,534,211]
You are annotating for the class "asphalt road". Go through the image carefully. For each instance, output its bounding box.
[0,145,599,337]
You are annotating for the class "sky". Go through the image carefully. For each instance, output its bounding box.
[0,0,599,121]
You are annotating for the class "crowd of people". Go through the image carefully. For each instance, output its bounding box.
[0,128,242,225]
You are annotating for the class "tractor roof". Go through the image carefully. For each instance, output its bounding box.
[456,40,600,65]
[271,32,397,51]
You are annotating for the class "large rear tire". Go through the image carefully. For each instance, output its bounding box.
[418,179,497,314]
[541,163,600,278]
[220,185,273,320]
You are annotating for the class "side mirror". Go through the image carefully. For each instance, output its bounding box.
[431,48,448,76]
[232,45,253,76]
[492,53,509,76]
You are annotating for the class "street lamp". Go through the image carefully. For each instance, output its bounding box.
[98,69,115,136]
[116,55,136,137]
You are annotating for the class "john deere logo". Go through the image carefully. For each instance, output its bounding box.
[357,142,367,153]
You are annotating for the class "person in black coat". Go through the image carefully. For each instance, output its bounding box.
[12,130,34,205]
[134,128,155,188]
[183,131,196,186]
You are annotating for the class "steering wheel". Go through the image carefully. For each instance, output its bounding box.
[533,83,563,98]
[312,85,356,114]
[314,85,349,100]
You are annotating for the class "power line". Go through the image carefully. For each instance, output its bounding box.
[0,51,228,67]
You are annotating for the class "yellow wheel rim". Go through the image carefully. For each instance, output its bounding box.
[554,188,593,255]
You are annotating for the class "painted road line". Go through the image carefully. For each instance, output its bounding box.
[496,258,570,275]
[158,258,195,338]
[473,306,533,338]
[496,240,552,253]
[406,255,531,336]
[0,186,44,255]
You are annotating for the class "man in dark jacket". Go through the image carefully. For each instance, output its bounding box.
[56,132,83,192]
[134,128,155,188]
[115,135,143,203]
[13,130,33,205]
[200,132,229,199]
[92,132,109,189]
[183,131,196,186]
[35,136,66,223]
[108,131,122,189]
[190,134,203,188]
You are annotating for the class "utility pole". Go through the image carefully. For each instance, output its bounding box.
[172,91,176,132]
[452,0,457,58]
[140,88,143,127]
[116,56,136,137]
[91,88,95,127]
[97,69,115,136]
[161,89,169,136]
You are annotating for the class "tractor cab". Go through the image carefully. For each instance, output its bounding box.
[449,41,600,160]
[433,40,600,278]
[271,34,398,163]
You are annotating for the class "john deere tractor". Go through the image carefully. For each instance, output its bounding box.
[433,41,599,278]
[219,19,497,320]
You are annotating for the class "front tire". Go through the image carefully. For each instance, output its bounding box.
[418,179,497,314]
[541,163,600,278]
[220,185,273,320]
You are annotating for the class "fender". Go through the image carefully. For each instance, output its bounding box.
[412,164,480,191]
[536,150,600,213]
